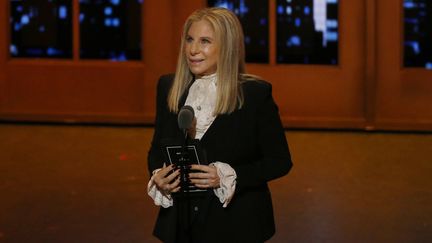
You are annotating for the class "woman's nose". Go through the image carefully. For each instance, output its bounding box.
[190,42,199,55]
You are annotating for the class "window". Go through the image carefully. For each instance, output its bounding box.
[276,0,339,64]
[80,0,142,60]
[208,0,339,65]
[403,0,432,69]
[208,0,269,63]
[10,0,72,58]
[9,0,142,61]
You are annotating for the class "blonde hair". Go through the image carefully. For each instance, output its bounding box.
[168,7,253,114]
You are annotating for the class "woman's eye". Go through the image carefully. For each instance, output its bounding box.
[201,39,210,44]
[186,37,193,42]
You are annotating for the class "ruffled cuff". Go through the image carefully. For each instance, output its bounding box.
[147,169,173,208]
[211,162,237,208]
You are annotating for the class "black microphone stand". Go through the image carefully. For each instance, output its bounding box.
[178,128,192,241]
[175,105,195,241]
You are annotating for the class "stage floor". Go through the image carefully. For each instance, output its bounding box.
[1,124,431,242]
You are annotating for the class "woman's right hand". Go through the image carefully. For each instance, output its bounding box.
[153,164,181,195]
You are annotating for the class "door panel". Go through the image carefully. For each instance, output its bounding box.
[375,0,432,130]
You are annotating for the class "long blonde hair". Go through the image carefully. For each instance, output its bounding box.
[168,7,250,114]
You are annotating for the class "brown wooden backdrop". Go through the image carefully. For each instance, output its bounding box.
[0,0,431,131]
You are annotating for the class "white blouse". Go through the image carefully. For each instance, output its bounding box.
[185,73,218,140]
[148,74,237,208]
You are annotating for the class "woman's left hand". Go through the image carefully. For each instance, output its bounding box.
[189,164,220,189]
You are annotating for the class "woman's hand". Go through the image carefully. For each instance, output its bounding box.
[153,164,181,195]
[189,164,220,189]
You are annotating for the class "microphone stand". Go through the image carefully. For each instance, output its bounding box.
[176,106,195,241]
[179,129,192,240]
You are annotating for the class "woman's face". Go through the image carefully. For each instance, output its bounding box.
[185,20,219,77]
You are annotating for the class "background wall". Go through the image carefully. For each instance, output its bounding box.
[0,0,431,131]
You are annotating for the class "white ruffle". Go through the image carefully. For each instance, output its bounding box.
[185,73,217,140]
[211,162,237,208]
[147,169,173,208]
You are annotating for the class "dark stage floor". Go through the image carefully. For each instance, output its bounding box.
[1,124,431,242]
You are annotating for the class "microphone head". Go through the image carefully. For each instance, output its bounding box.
[178,105,195,130]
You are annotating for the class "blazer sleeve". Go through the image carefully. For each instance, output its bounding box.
[147,75,173,173]
[231,82,293,192]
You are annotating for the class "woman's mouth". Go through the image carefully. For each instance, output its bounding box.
[189,59,204,65]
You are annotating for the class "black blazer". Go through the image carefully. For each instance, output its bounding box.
[148,74,293,243]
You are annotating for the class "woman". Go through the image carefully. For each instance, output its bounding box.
[147,7,292,243]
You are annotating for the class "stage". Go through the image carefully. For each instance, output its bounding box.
[1,124,431,242]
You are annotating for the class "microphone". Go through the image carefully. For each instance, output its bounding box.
[177,105,195,193]
[178,105,195,131]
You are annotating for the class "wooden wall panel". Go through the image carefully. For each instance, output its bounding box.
[0,0,177,124]
[0,3,7,112]
[375,0,432,130]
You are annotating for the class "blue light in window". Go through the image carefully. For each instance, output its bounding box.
[326,32,338,42]
[104,7,113,16]
[327,0,338,3]
[238,0,249,16]
[404,1,416,9]
[47,47,59,56]
[105,18,112,27]
[59,6,67,19]
[326,20,338,28]
[286,6,292,15]
[21,15,30,25]
[79,13,85,23]
[260,18,267,26]
[214,1,234,11]
[287,35,301,46]
[111,0,121,5]
[304,6,310,15]
[112,18,120,27]
[110,52,127,61]
[426,62,432,70]
[295,18,301,27]
[28,7,36,18]
[14,23,21,31]
[277,5,284,15]
[10,44,18,56]
[405,41,420,54]
[16,6,23,12]
[39,25,46,33]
